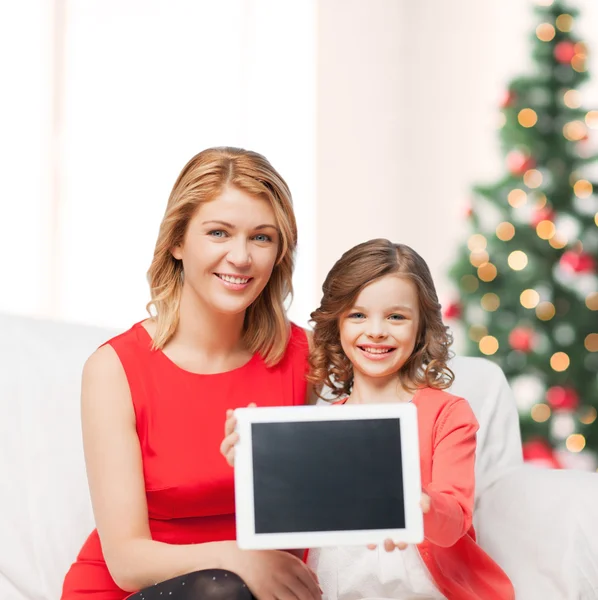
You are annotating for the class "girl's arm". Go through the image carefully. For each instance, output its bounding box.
[424,397,479,548]
[81,345,245,591]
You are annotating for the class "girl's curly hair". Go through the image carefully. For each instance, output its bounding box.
[308,238,454,399]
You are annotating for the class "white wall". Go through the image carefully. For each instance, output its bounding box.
[315,0,598,323]
[2,0,597,332]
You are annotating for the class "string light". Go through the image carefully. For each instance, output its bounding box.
[523,169,543,188]
[573,180,593,198]
[580,407,597,426]
[563,120,586,141]
[555,14,574,32]
[468,325,488,342]
[564,90,581,108]
[531,403,551,423]
[536,23,556,42]
[536,301,556,320]
[586,111,598,129]
[508,250,528,270]
[478,263,498,282]
[587,292,598,311]
[572,55,587,72]
[536,220,556,240]
[585,333,598,352]
[467,234,487,251]
[481,293,500,311]
[566,433,586,453]
[595,213,598,227]
[550,351,570,371]
[521,289,540,308]
[508,189,527,208]
[460,274,479,293]
[470,250,490,267]
[479,335,499,355]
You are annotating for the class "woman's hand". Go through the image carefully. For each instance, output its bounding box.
[232,548,322,600]
[220,403,256,467]
[367,493,431,552]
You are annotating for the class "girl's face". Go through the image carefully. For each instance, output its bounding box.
[339,274,421,386]
[172,185,280,316]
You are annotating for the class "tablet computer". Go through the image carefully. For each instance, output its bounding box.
[234,402,423,550]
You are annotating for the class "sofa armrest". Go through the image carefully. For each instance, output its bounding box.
[475,464,598,600]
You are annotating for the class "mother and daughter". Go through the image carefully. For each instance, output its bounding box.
[61,147,514,600]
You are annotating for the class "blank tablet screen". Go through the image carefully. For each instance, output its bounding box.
[251,418,405,534]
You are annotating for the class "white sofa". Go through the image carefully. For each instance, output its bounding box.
[1,313,597,600]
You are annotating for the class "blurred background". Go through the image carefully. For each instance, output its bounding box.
[1,0,597,467]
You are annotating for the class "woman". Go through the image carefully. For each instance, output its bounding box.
[61,147,322,600]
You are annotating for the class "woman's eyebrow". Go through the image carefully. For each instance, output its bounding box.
[201,220,278,230]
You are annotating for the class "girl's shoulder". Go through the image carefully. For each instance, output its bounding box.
[415,387,478,430]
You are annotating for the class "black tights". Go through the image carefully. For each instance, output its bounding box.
[128,569,255,599]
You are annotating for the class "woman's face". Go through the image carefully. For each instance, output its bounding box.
[172,185,280,316]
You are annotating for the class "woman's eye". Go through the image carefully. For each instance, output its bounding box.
[348,312,365,319]
[253,233,272,242]
[389,314,405,321]
[208,230,228,238]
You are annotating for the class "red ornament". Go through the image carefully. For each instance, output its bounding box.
[443,302,462,320]
[500,90,516,109]
[507,151,536,177]
[554,41,576,64]
[559,250,596,274]
[546,386,579,411]
[530,206,555,228]
[508,327,535,353]
[522,438,562,469]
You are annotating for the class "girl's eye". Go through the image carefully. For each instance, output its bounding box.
[389,314,405,321]
[253,233,272,243]
[208,230,228,238]
[348,312,365,319]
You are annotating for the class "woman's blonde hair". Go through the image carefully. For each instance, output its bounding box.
[308,238,454,398]
[146,147,297,366]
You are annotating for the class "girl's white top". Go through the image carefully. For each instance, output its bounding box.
[307,544,446,600]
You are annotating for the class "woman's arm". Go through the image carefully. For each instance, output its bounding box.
[81,345,240,591]
[423,397,479,548]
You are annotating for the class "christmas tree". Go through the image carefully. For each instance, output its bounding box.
[447,0,598,470]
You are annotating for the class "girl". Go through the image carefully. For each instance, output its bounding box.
[222,238,514,600]
[61,147,322,600]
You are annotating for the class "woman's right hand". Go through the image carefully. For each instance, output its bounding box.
[220,403,256,466]
[232,548,322,600]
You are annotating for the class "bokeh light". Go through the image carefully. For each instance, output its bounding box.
[496,221,515,241]
[521,289,540,308]
[550,351,570,371]
[508,189,527,208]
[531,403,551,423]
[478,263,498,282]
[536,301,556,320]
[481,293,500,311]
[536,23,556,42]
[508,250,528,270]
[479,335,499,355]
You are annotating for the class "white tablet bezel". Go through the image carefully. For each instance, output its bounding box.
[234,403,423,550]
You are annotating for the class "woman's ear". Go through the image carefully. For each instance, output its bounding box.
[170,243,183,260]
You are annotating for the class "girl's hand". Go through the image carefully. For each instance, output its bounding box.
[367,492,431,552]
[220,403,256,467]
[232,548,322,600]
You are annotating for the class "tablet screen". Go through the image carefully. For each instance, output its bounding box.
[251,418,405,534]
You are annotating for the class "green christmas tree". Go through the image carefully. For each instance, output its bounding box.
[448,0,598,469]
